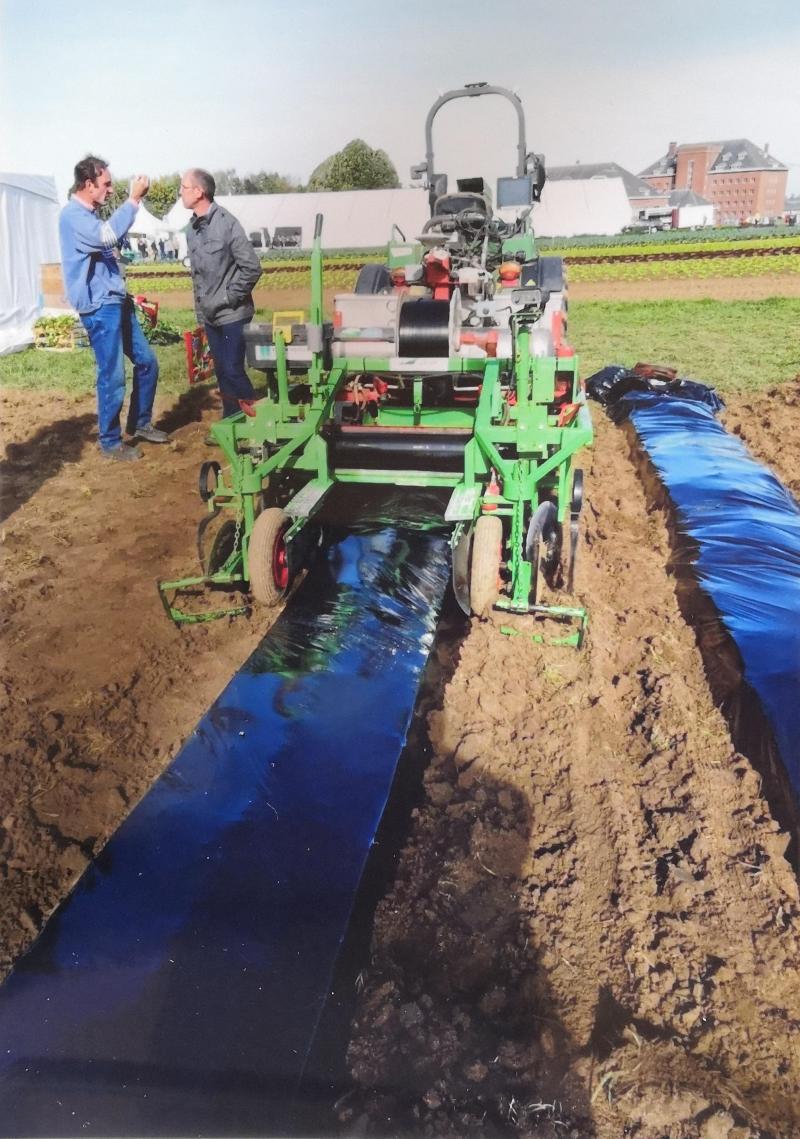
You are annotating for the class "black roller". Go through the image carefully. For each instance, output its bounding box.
[397,298,451,357]
[326,426,469,472]
[324,426,515,473]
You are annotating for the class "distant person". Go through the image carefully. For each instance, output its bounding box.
[59,154,170,462]
[150,239,158,260]
[138,238,147,259]
[158,237,166,260]
[180,168,263,420]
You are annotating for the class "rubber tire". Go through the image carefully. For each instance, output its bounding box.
[354,264,393,294]
[469,514,503,617]
[248,507,290,606]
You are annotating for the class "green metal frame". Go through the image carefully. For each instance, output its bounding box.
[160,210,593,631]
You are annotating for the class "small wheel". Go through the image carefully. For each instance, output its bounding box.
[248,507,291,606]
[204,519,238,575]
[199,461,221,503]
[354,264,393,294]
[469,514,503,617]
[526,501,560,604]
[571,469,584,516]
[567,470,584,593]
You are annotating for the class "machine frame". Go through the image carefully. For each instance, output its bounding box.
[159,84,593,642]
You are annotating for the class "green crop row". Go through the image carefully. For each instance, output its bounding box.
[569,253,800,281]
[540,224,800,251]
[564,235,800,261]
[125,267,360,294]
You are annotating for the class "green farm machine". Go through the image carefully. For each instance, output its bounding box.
[160,84,593,640]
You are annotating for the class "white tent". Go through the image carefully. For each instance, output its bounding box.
[165,181,631,250]
[0,174,61,355]
[127,203,174,239]
[165,188,431,251]
[127,203,186,258]
[522,177,632,238]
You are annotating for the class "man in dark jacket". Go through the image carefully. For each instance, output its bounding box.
[180,169,263,418]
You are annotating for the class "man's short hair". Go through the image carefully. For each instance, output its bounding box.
[187,168,216,201]
[73,155,108,193]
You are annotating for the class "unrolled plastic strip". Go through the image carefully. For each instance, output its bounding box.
[588,369,800,804]
[0,519,450,1137]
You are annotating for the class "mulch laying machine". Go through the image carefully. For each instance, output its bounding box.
[159,84,593,642]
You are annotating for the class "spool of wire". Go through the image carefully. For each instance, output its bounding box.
[397,297,460,357]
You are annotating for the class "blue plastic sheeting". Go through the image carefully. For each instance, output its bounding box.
[612,390,800,800]
[0,523,450,1137]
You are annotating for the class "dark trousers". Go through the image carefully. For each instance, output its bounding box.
[204,319,257,417]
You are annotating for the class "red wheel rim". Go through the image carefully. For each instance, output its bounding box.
[272,532,289,590]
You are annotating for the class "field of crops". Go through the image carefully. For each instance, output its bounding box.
[124,230,800,293]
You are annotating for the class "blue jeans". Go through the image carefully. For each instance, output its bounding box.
[81,296,159,451]
[204,319,257,418]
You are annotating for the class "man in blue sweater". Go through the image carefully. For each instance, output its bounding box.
[59,155,170,461]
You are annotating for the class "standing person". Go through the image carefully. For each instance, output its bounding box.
[158,237,166,260]
[59,155,170,462]
[180,168,262,420]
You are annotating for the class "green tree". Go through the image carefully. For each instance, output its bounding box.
[102,174,179,219]
[242,170,302,194]
[145,174,180,218]
[307,140,400,191]
[105,180,129,216]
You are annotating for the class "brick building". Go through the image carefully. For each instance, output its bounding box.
[639,140,788,224]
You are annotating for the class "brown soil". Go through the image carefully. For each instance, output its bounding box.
[0,386,276,972]
[152,277,800,313]
[158,285,343,314]
[1,328,799,1138]
[721,376,800,500]
[342,409,800,1137]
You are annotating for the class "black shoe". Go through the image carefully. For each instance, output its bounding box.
[100,443,142,462]
[134,424,170,444]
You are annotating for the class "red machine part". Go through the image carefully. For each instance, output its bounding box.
[184,328,215,385]
[134,294,159,328]
[423,250,453,300]
[460,329,499,358]
[336,377,389,408]
[498,261,521,287]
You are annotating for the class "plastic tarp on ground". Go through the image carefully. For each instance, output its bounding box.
[0,514,450,1137]
[165,188,432,250]
[0,174,60,355]
[587,369,800,818]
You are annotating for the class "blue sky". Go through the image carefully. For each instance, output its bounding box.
[2,0,799,200]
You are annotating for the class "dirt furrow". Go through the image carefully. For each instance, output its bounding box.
[342,413,800,1139]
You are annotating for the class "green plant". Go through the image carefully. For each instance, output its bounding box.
[33,315,81,348]
[139,313,183,345]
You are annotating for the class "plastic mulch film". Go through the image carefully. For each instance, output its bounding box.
[0,520,450,1138]
[588,367,800,825]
